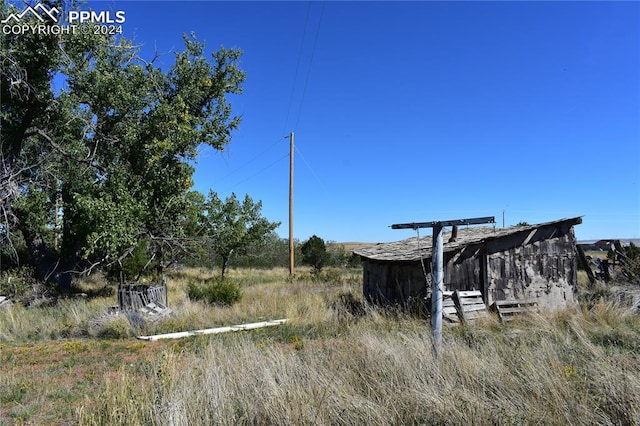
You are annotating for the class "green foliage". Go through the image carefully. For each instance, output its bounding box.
[614,242,640,284]
[577,281,612,309]
[301,235,330,271]
[96,317,133,339]
[329,292,365,322]
[327,243,361,268]
[104,238,159,283]
[202,191,280,277]
[311,267,342,283]
[0,267,38,299]
[1,2,246,287]
[187,277,242,306]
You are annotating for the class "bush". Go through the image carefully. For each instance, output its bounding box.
[614,242,640,285]
[329,292,365,322]
[96,317,133,339]
[187,277,242,306]
[301,235,330,271]
[0,267,39,299]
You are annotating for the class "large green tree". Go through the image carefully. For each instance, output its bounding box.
[203,191,280,278]
[0,1,245,286]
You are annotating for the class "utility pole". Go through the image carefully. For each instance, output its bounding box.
[289,132,295,277]
[392,216,495,360]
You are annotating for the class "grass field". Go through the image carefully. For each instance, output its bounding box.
[1,267,639,425]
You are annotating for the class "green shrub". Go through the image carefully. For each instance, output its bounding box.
[613,242,640,285]
[301,235,330,271]
[0,267,38,299]
[187,277,242,306]
[96,317,133,339]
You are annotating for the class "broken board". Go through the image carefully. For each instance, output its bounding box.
[442,291,461,324]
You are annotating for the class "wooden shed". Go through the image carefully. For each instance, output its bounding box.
[353,217,582,311]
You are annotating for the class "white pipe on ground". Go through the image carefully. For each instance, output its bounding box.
[137,319,289,341]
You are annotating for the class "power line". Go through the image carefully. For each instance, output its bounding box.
[216,136,287,182]
[228,152,290,189]
[281,2,312,135]
[294,144,325,191]
[293,1,325,131]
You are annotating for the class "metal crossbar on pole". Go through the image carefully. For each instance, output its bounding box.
[391,216,495,230]
[391,216,495,360]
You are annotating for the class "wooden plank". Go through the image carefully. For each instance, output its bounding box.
[456,290,483,297]
[495,300,537,306]
[497,307,536,315]
[460,297,484,302]
[463,304,488,312]
[495,301,538,309]
[459,300,484,306]
[575,245,596,284]
[442,291,460,323]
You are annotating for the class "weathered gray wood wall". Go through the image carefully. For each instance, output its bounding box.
[363,261,430,305]
[485,228,577,310]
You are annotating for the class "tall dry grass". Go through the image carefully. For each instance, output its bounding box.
[0,267,361,341]
[2,267,639,424]
[77,281,640,425]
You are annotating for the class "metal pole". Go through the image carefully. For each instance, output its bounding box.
[431,224,444,359]
[289,132,295,277]
[390,216,494,361]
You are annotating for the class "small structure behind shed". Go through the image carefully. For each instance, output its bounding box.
[354,217,582,312]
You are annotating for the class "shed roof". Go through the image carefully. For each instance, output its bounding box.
[353,217,582,262]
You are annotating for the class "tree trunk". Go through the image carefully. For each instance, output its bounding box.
[221,256,228,278]
[55,182,92,290]
[18,226,58,284]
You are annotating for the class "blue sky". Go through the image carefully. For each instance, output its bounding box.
[67,1,640,242]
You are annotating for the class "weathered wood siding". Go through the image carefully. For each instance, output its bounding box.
[444,244,483,293]
[363,260,430,304]
[486,228,577,310]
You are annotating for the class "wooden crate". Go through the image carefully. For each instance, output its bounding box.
[493,300,538,322]
[454,290,489,322]
[118,279,167,312]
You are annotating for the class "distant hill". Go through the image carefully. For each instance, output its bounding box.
[578,239,640,246]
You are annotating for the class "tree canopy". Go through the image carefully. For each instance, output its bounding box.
[301,235,330,271]
[203,191,280,278]
[1,2,246,286]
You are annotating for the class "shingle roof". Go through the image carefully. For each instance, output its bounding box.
[353,217,582,262]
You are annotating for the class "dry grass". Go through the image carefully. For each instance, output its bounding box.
[78,304,640,425]
[1,267,639,424]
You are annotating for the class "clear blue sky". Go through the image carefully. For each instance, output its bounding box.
[89,2,640,242]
